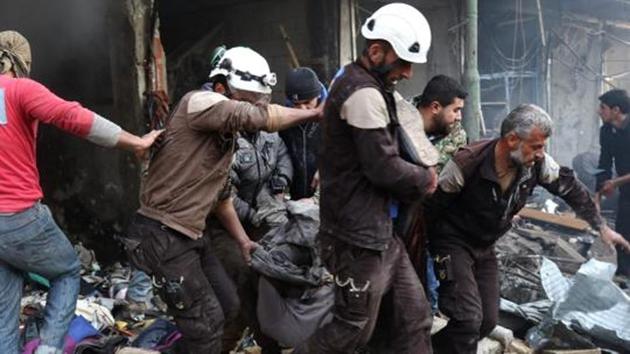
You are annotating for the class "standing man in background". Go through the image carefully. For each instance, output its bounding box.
[596,89,630,276]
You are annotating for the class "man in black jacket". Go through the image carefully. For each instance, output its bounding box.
[427,104,630,354]
[295,3,437,353]
[280,67,326,201]
[596,89,630,276]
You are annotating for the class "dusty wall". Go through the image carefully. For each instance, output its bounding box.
[547,24,604,166]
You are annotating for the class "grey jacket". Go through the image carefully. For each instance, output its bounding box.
[231,131,293,224]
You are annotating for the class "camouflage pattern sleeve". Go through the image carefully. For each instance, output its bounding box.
[434,122,468,174]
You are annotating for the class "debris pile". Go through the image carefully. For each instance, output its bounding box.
[487,203,630,354]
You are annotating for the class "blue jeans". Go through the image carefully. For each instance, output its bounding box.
[426,250,440,313]
[127,269,152,303]
[0,203,80,354]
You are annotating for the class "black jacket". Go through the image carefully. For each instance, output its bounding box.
[280,122,321,200]
[427,139,602,248]
[319,61,433,251]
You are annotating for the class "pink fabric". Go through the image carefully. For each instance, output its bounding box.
[0,74,94,212]
[22,336,79,354]
[22,339,40,354]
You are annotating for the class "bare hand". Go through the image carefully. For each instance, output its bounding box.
[600,225,630,253]
[600,180,616,198]
[240,240,258,265]
[310,170,320,190]
[135,129,165,160]
[297,197,316,205]
[312,102,324,121]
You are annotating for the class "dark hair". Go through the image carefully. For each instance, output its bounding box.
[362,39,391,56]
[414,75,468,108]
[599,89,630,114]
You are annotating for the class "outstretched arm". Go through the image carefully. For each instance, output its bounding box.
[539,154,630,252]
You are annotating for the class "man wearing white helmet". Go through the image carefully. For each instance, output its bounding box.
[295,3,436,353]
[122,46,321,354]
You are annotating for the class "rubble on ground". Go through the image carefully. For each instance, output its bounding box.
[19,199,629,353]
[19,243,182,354]
[490,199,629,354]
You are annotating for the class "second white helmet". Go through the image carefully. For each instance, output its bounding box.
[213,46,277,94]
[361,3,432,64]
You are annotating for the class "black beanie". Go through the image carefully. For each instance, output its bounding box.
[285,67,321,102]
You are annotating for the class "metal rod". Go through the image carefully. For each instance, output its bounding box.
[463,0,483,139]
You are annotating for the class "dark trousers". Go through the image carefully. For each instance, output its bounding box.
[295,235,433,354]
[616,198,630,275]
[125,213,237,354]
[430,241,499,354]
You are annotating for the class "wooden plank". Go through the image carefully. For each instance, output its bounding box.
[543,349,601,354]
[518,208,590,231]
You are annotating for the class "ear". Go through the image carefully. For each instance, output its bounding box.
[367,42,386,65]
[506,132,521,149]
[430,101,442,114]
[612,106,622,116]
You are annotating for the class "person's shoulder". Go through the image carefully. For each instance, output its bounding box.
[454,139,494,158]
[185,90,229,114]
[342,88,388,129]
[4,76,45,92]
[346,87,383,101]
[451,138,496,174]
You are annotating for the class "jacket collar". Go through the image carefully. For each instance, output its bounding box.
[479,138,532,186]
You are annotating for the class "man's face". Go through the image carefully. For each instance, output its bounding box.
[508,127,548,168]
[368,42,413,87]
[294,97,318,110]
[213,82,227,95]
[598,103,616,124]
[431,97,465,135]
[383,49,412,87]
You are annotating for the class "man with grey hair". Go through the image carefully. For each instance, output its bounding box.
[426,104,630,353]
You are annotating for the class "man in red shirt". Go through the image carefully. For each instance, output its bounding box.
[0,31,161,354]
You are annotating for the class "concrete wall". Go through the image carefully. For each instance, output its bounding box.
[547,24,604,166]
[160,0,328,103]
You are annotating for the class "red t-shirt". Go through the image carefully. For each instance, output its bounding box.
[0,74,95,212]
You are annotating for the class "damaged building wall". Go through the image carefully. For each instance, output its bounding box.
[603,31,630,98]
[547,22,604,166]
[160,0,328,103]
[547,17,630,166]
[161,0,462,104]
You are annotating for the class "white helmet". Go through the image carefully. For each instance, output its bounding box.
[213,46,276,94]
[361,3,432,63]
[209,66,226,81]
